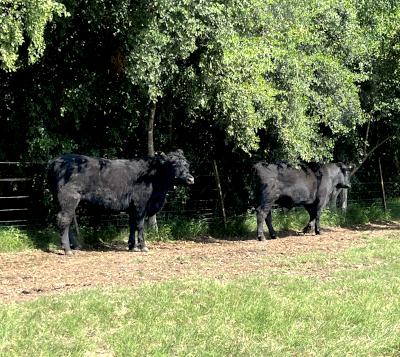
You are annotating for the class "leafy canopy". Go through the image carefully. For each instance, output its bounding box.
[0,0,68,71]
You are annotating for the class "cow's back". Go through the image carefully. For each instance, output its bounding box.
[48,154,153,211]
[277,167,318,204]
[254,162,318,207]
[48,154,98,192]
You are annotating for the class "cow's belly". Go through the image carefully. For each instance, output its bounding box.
[82,191,130,211]
[278,187,316,207]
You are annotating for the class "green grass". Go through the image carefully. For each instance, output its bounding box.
[0,226,59,252]
[1,233,400,356]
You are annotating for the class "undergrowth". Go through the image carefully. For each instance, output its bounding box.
[0,201,398,253]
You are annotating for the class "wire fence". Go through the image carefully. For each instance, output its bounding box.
[0,162,399,229]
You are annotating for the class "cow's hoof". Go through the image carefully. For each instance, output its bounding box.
[257,235,266,242]
[303,226,312,234]
[132,247,141,252]
[64,250,74,256]
[141,246,149,252]
[269,235,277,240]
[315,231,320,235]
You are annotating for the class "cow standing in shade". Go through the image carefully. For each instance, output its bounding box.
[48,150,194,255]
[254,161,351,240]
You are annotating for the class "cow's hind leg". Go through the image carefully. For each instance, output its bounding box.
[315,199,329,235]
[57,192,80,255]
[265,210,276,239]
[257,206,275,240]
[57,212,76,255]
[256,207,267,241]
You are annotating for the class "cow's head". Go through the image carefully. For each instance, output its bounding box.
[166,149,195,185]
[336,163,352,189]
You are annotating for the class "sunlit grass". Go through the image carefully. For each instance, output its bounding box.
[0,233,399,356]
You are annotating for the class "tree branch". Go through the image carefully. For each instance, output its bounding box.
[351,136,394,176]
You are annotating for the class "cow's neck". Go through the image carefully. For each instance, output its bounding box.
[319,165,338,195]
[152,162,175,191]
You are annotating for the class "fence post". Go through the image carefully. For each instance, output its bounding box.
[212,160,227,227]
[378,157,387,212]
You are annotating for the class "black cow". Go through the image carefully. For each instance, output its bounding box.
[48,150,194,255]
[254,161,351,240]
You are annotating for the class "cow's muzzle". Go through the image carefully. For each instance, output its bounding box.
[186,176,195,185]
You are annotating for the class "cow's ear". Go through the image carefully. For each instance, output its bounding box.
[156,152,168,163]
[338,162,352,172]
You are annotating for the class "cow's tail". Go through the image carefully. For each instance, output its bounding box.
[251,162,267,208]
[46,159,58,196]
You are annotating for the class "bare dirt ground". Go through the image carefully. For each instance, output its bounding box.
[1,222,399,303]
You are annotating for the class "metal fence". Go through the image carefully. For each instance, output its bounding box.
[0,162,398,229]
[0,162,225,228]
[0,162,42,227]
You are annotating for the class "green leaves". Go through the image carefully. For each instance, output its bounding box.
[1,0,398,166]
[0,0,69,71]
[125,1,204,101]
[188,0,369,160]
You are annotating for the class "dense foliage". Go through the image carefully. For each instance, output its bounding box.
[0,0,399,202]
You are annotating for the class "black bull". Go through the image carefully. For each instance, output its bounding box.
[254,162,351,240]
[48,150,194,255]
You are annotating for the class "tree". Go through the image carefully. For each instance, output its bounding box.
[208,0,369,162]
[1,0,399,176]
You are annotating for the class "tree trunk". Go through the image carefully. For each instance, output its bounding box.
[147,100,158,231]
[212,160,227,227]
[147,100,156,157]
[339,189,348,213]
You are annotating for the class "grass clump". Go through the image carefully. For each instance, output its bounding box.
[0,227,34,252]
[147,217,209,241]
[0,227,59,252]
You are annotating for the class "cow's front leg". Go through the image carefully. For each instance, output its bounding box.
[302,221,315,234]
[256,207,268,241]
[128,214,138,251]
[68,224,81,250]
[314,199,329,235]
[136,217,148,252]
[315,212,321,235]
[60,226,73,255]
[303,205,316,234]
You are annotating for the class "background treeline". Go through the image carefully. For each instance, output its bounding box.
[1,0,399,215]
